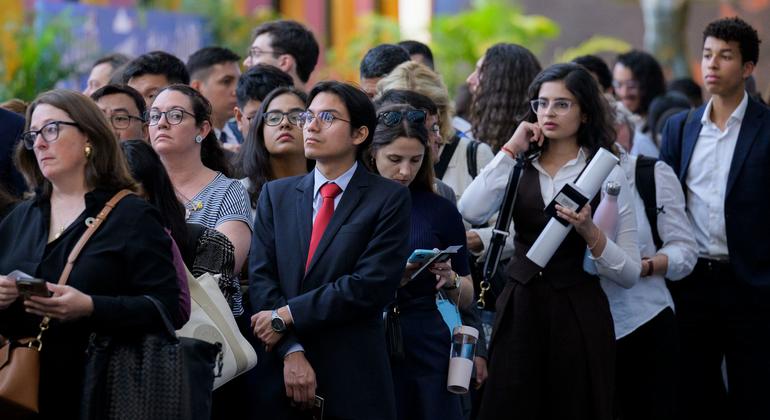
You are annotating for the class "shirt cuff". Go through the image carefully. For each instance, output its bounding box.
[285,343,305,357]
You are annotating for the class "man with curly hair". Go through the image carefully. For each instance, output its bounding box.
[660,16,770,419]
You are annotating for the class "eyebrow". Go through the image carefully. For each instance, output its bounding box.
[537,97,572,101]
[704,47,735,54]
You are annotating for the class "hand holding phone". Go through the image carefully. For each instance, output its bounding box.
[7,270,51,299]
[407,249,439,264]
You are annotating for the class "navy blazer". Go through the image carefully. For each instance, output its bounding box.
[249,163,411,420]
[660,96,770,287]
[0,108,25,195]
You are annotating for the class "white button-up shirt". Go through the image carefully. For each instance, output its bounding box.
[686,92,748,260]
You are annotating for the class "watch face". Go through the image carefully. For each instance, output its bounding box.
[271,317,285,332]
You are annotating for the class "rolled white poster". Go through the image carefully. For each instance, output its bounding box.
[525,147,619,267]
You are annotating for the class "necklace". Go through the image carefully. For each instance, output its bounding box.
[175,189,204,220]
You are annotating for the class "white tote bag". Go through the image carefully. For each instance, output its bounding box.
[177,270,258,389]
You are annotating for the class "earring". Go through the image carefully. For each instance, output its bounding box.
[195,135,203,144]
[84,145,92,158]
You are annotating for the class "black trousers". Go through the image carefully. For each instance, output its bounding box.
[668,259,770,420]
[615,307,678,420]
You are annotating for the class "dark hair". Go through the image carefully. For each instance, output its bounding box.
[239,86,308,207]
[647,92,692,146]
[667,78,703,107]
[307,81,376,162]
[368,104,434,192]
[252,20,319,83]
[15,89,138,198]
[121,139,188,248]
[398,40,434,69]
[374,89,438,115]
[615,50,666,116]
[471,43,542,152]
[93,53,131,71]
[90,83,147,118]
[572,54,613,91]
[236,64,294,109]
[525,63,616,159]
[156,84,232,177]
[186,46,240,81]
[703,16,760,65]
[121,51,190,85]
[359,44,411,79]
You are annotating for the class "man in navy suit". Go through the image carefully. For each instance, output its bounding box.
[249,81,411,419]
[0,108,25,196]
[660,17,770,419]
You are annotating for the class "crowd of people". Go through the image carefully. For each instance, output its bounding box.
[0,14,768,420]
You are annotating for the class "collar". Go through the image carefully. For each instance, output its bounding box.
[533,146,589,168]
[313,161,358,198]
[701,90,749,126]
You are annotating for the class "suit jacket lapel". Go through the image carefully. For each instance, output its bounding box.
[293,172,314,296]
[304,164,368,278]
[679,106,706,183]
[726,98,764,198]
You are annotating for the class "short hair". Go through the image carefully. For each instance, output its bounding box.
[369,103,434,192]
[186,46,240,81]
[155,84,231,177]
[93,53,131,70]
[398,40,434,70]
[647,92,692,146]
[667,78,703,107]
[236,64,294,109]
[359,44,411,79]
[375,61,455,143]
[15,89,137,198]
[307,81,376,162]
[121,51,190,85]
[252,20,319,83]
[615,50,666,115]
[572,54,613,91]
[703,16,760,65]
[374,89,438,115]
[90,84,147,118]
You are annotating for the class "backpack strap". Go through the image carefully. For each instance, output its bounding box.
[635,156,663,250]
[434,134,461,179]
[466,139,480,179]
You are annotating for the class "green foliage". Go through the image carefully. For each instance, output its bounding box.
[0,13,75,102]
[430,0,560,93]
[553,35,632,63]
[324,13,402,80]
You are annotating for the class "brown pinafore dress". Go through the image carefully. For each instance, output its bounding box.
[478,164,615,420]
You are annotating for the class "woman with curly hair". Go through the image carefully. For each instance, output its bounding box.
[466,43,542,152]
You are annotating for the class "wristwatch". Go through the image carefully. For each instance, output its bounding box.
[271,310,287,333]
[442,272,460,290]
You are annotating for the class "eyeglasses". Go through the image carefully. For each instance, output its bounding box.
[147,109,196,126]
[264,110,303,126]
[297,111,350,129]
[248,47,279,60]
[21,121,80,150]
[108,114,145,129]
[530,99,574,116]
[377,109,428,127]
[612,80,640,91]
[429,122,440,135]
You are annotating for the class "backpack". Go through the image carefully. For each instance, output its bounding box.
[635,156,663,250]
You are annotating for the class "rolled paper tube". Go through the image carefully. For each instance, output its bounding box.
[526,147,619,268]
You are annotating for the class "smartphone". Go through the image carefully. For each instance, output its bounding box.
[407,249,438,264]
[312,395,324,420]
[7,270,51,298]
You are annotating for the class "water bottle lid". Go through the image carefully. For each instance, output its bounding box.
[604,181,621,196]
[452,325,479,339]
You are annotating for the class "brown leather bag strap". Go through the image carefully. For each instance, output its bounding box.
[56,189,133,286]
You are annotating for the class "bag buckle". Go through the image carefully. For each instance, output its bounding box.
[27,317,50,351]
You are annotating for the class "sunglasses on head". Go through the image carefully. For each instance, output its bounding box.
[377,109,427,127]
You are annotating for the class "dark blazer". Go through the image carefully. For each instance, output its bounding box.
[249,163,411,420]
[0,108,25,196]
[660,96,770,287]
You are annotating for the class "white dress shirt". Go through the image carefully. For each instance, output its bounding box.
[686,91,748,260]
[459,149,641,288]
[312,161,357,220]
[601,151,697,338]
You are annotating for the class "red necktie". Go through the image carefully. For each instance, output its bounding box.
[306,182,342,271]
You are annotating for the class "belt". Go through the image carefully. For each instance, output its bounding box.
[696,258,731,272]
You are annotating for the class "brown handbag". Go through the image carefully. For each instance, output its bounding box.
[0,190,132,416]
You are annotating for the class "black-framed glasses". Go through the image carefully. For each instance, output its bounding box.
[248,47,279,60]
[377,109,428,127]
[297,111,350,129]
[108,114,145,129]
[147,109,196,126]
[264,110,303,126]
[530,99,574,116]
[21,121,80,150]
